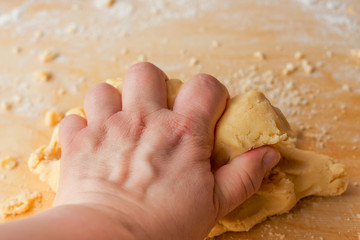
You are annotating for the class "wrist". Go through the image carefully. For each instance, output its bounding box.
[54,180,158,239]
[50,204,141,240]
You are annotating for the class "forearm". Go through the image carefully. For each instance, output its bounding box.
[0,205,137,240]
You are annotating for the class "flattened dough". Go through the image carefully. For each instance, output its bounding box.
[28,78,348,237]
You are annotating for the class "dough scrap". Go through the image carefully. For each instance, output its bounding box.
[28,108,85,191]
[0,156,17,170]
[208,144,348,237]
[28,78,348,237]
[0,191,41,219]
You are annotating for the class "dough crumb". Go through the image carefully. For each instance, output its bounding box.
[150,7,160,15]
[189,57,199,66]
[111,56,118,62]
[301,60,314,74]
[65,23,79,34]
[340,103,347,110]
[161,37,168,44]
[316,61,324,68]
[0,156,17,170]
[45,109,64,127]
[35,71,52,82]
[342,84,351,92]
[138,54,147,62]
[274,233,285,239]
[0,191,41,218]
[39,49,58,63]
[326,50,333,58]
[12,46,22,54]
[282,63,297,76]
[95,0,115,8]
[179,49,186,55]
[1,101,11,111]
[33,31,44,42]
[105,77,123,89]
[65,108,86,117]
[120,48,129,55]
[253,51,265,60]
[347,7,356,15]
[57,88,66,96]
[356,214,360,218]
[351,49,360,59]
[294,51,304,60]
[12,95,22,103]
[211,40,220,48]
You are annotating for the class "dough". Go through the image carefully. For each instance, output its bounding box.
[212,90,293,169]
[1,191,41,218]
[208,144,348,237]
[28,79,348,237]
[28,108,85,191]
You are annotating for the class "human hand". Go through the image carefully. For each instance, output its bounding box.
[54,62,280,240]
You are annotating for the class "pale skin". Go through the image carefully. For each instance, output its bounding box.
[0,62,280,240]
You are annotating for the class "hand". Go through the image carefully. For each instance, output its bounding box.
[54,62,280,240]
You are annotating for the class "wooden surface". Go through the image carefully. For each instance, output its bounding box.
[0,0,359,239]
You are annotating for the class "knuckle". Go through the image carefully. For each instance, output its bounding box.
[82,126,104,150]
[236,167,257,199]
[128,113,146,137]
[168,116,194,138]
[108,112,145,140]
[169,115,212,151]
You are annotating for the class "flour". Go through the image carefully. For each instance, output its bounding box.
[107,1,134,19]
[0,8,21,26]
[0,0,35,26]
[295,0,319,7]
[293,0,359,42]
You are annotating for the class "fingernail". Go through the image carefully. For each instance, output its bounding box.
[263,149,280,170]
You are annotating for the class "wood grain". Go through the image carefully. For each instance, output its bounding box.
[0,0,359,239]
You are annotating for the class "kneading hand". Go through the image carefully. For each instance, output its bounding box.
[55,62,280,240]
[0,62,280,240]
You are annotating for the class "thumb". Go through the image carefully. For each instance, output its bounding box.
[214,146,280,218]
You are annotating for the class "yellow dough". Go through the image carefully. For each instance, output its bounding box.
[28,79,348,237]
[1,191,41,218]
[211,90,293,169]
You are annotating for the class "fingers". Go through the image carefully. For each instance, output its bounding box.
[59,114,87,147]
[84,83,122,126]
[172,74,229,133]
[122,62,168,114]
[214,146,280,218]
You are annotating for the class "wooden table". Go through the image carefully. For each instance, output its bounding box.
[0,0,359,239]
